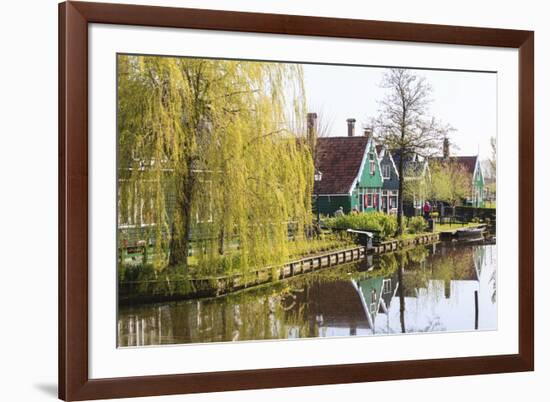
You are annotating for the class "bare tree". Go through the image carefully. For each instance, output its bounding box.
[489,136,497,177]
[370,68,453,235]
[483,136,497,205]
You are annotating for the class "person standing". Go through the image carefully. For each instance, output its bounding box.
[423,201,431,220]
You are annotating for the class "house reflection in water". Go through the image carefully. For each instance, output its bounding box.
[118,243,497,347]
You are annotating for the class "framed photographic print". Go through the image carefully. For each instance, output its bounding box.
[59,1,534,400]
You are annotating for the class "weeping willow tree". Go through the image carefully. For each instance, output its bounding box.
[118,55,313,275]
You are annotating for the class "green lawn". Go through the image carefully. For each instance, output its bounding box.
[394,222,480,240]
[434,222,480,233]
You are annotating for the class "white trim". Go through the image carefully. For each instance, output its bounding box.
[375,147,384,182]
[423,160,431,181]
[381,164,391,180]
[472,156,485,186]
[349,137,384,195]
[349,137,372,195]
[387,151,400,179]
[351,281,374,330]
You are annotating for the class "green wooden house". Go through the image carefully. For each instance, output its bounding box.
[313,124,384,216]
[391,151,431,216]
[432,155,485,207]
[470,156,486,207]
[376,145,400,215]
[352,274,397,330]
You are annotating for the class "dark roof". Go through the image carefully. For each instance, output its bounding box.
[391,151,426,177]
[314,136,370,195]
[296,281,372,329]
[432,156,478,175]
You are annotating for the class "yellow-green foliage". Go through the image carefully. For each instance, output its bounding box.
[407,216,426,234]
[429,160,471,206]
[117,55,314,274]
[324,212,397,239]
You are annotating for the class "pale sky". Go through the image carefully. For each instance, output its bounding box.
[302,64,497,160]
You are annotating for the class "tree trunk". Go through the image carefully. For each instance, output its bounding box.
[168,170,195,269]
[218,183,227,255]
[397,151,404,236]
[218,228,225,255]
[398,258,406,334]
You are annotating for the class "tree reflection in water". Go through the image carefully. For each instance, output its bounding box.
[118,243,497,347]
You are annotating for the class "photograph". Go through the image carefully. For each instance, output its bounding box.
[116,54,497,347]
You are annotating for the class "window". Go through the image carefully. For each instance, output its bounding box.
[382,165,390,179]
[365,188,377,208]
[383,279,392,294]
[369,289,378,313]
[370,160,376,175]
[390,196,397,209]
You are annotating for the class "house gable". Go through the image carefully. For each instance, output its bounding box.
[355,139,383,190]
[379,147,399,190]
[472,157,484,188]
[350,138,384,211]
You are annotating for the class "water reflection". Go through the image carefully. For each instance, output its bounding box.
[118,243,497,346]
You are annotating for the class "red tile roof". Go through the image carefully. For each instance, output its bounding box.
[314,136,370,195]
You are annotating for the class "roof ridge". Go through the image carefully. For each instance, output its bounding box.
[318,136,369,139]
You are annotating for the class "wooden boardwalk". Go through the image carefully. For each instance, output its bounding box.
[191,245,367,297]
[191,232,443,297]
[373,233,441,254]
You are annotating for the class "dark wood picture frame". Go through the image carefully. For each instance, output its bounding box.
[59,1,534,400]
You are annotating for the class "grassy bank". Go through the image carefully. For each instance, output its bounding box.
[118,211,487,304]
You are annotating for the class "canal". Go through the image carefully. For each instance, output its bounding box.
[118,242,497,347]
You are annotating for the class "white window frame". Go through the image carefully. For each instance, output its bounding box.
[382,164,391,179]
[366,188,374,208]
[383,279,392,294]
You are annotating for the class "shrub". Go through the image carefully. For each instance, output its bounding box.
[408,216,426,234]
[324,211,397,239]
[119,263,157,282]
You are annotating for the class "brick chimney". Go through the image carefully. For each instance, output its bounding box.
[307,112,317,151]
[307,113,317,137]
[363,127,372,137]
[443,137,450,159]
[347,118,356,137]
